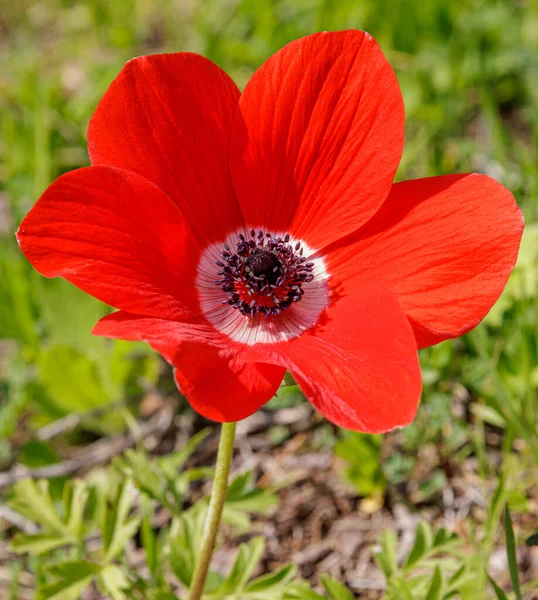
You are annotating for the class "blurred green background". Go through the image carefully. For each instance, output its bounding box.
[1,0,538,572]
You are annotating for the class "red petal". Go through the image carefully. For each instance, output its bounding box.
[324,174,524,348]
[93,311,286,422]
[92,311,216,345]
[243,289,422,433]
[88,53,243,244]
[229,30,404,249]
[174,349,285,423]
[17,167,200,320]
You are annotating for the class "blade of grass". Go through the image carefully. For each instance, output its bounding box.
[487,573,509,600]
[504,505,522,600]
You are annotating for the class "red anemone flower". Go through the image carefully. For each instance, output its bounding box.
[17,31,523,433]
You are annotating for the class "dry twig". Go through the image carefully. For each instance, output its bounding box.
[0,403,175,491]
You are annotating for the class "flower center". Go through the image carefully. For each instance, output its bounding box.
[214,229,315,318]
[245,250,281,285]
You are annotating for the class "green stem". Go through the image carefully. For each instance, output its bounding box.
[188,422,237,600]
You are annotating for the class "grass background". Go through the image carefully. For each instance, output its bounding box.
[1,0,538,597]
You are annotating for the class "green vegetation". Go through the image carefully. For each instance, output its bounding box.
[1,0,537,598]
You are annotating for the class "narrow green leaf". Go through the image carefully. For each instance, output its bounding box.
[10,533,66,555]
[375,530,398,578]
[405,522,432,569]
[169,507,208,588]
[169,541,193,588]
[487,574,509,600]
[424,565,443,600]
[432,528,449,547]
[221,506,251,530]
[218,537,265,593]
[141,509,158,576]
[115,479,136,530]
[65,480,89,541]
[105,516,141,563]
[284,581,326,600]
[245,564,297,592]
[320,575,355,600]
[448,565,466,585]
[226,472,253,500]
[47,561,102,579]
[504,505,522,600]
[485,477,506,545]
[184,504,208,561]
[103,479,140,562]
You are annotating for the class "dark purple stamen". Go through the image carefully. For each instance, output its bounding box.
[214,231,315,318]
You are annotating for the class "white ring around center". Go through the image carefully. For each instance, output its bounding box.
[196,230,330,345]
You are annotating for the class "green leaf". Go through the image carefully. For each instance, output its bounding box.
[487,574,509,600]
[35,277,107,352]
[115,438,212,517]
[217,537,265,594]
[140,504,158,577]
[284,581,326,600]
[526,533,538,546]
[115,449,175,511]
[10,533,67,555]
[7,480,91,555]
[245,564,297,592]
[158,428,211,476]
[226,472,253,499]
[485,477,506,545]
[102,479,141,562]
[375,530,398,578]
[424,565,443,600]
[19,439,60,468]
[169,542,193,589]
[8,479,68,536]
[108,515,140,562]
[37,345,109,413]
[169,504,208,587]
[205,571,225,594]
[447,565,466,586]
[386,575,417,600]
[64,479,89,541]
[37,561,102,600]
[98,564,130,600]
[431,528,450,547]
[320,575,355,600]
[334,432,386,497]
[405,522,433,569]
[504,505,522,600]
[223,473,278,531]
